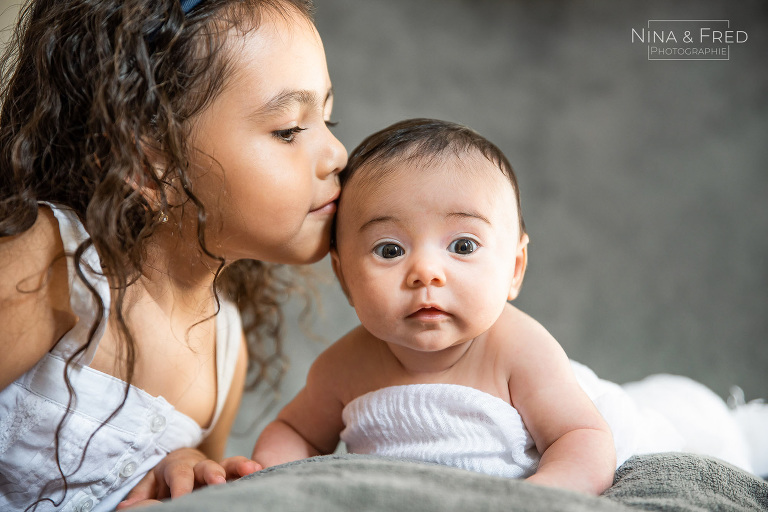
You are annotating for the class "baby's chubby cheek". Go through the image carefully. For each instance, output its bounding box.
[459,280,510,323]
[349,289,392,328]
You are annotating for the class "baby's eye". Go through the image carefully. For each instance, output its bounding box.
[373,243,405,259]
[448,238,477,255]
[272,126,307,143]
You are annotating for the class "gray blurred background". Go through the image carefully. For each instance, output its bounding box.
[2,0,765,458]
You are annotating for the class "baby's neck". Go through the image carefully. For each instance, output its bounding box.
[385,337,481,377]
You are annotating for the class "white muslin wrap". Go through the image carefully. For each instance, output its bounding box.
[341,382,539,478]
[340,361,685,478]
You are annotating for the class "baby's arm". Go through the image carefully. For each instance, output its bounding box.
[252,344,347,468]
[501,307,615,495]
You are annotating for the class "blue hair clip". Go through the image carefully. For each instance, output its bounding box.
[180,0,203,14]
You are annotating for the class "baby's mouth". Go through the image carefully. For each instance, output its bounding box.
[407,307,450,321]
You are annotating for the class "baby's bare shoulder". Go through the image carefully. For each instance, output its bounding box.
[491,304,559,349]
[488,304,570,374]
[319,325,379,361]
[308,325,390,402]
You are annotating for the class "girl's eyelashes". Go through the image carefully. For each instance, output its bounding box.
[272,119,336,143]
[373,242,405,259]
[447,238,478,255]
[272,126,307,143]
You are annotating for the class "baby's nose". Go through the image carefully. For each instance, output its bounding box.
[406,254,446,288]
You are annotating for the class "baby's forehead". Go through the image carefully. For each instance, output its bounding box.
[344,148,515,198]
[337,156,521,236]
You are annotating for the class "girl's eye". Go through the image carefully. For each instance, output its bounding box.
[273,126,307,143]
[373,243,405,259]
[448,238,477,255]
[325,120,338,128]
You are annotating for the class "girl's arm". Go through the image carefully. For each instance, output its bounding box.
[501,307,616,495]
[198,334,250,461]
[1,208,74,391]
[194,333,260,480]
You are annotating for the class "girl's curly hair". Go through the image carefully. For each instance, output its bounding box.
[1,0,315,507]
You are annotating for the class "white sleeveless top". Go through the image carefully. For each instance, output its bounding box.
[340,361,684,479]
[0,204,243,512]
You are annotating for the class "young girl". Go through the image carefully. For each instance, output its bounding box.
[250,118,768,494]
[0,0,346,510]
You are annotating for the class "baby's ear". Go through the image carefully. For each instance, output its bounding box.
[507,233,529,301]
[330,249,354,307]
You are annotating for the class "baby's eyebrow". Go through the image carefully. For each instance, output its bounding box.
[358,212,490,233]
[250,87,333,119]
[446,211,492,225]
[358,216,397,233]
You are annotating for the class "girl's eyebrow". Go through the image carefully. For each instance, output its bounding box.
[250,87,334,120]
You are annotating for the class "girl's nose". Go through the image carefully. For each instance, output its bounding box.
[319,127,348,179]
[406,254,446,288]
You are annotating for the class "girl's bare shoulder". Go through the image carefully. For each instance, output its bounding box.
[0,206,75,389]
[1,206,62,271]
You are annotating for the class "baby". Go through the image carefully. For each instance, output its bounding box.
[252,118,767,494]
[252,118,618,494]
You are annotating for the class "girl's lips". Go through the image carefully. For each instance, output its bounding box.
[407,307,450,322]
[309,200,337,215]
[310,191,340,215]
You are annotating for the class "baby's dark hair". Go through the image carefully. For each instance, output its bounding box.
[341,118,526,236]
[0,0,313,508]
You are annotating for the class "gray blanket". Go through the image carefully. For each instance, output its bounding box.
[152,453,768,511]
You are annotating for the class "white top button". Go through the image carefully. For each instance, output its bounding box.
[76,497,94,512]
[120,460,137,478]
[150,414,167,433]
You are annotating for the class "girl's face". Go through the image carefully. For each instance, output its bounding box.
[188,9,347,265]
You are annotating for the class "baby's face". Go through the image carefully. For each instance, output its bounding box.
[333,151,527,354]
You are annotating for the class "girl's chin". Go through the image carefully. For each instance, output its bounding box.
[286,238,332,265]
